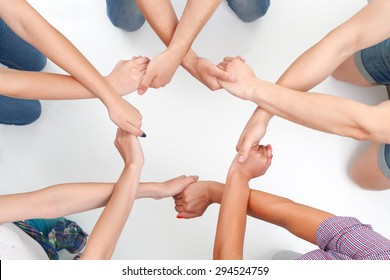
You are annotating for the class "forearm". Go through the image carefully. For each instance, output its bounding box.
[210,184,333,245]
[250,81,390,142]
[0,68,106,100]
[247,189,334,245]
[0,0,121,106]
[136,0,220,69]
[81,165,141,260]
[277,0,390,91]
[0,181,165,223]
[168,0,221,59]
[213,172,250,260]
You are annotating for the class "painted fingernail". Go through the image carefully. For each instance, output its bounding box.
[177,214,184,219]
[141,133,147,138]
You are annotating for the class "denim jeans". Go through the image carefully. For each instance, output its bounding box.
[354,37,390,85]
[0,18,46,125]
[106,0,271,31]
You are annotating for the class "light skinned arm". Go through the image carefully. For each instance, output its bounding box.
[219,57,390,143]
[233,0,390,161]
[0,57,149,100]
[213,145,272,260]
[80,129,144,260]
[0,0,144,135]
[0,175,198,224]
[136,0,232,93]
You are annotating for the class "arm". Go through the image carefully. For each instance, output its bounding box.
[0,57,149,100]
[213,145,272,260]
[219,58,390,143]
[232,0,390,161]
[0,175,198,224]
[176,181,334,246]
[0,0,144,135]
[80,129,143,260]
[136,0,231,93]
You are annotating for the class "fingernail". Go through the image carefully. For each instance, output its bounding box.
[140,133,147,138]
[177,214,184,219]
[238,156,244,162]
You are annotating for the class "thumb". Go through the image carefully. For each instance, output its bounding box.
[138,72,154,95]
[212,66,235,83]
[237,142,252,163]
[176,212,198,219]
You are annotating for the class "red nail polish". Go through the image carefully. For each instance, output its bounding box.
[177,214,183,219]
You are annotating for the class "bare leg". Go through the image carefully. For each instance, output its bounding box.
[349,143,390,190]
[331,55,374,87]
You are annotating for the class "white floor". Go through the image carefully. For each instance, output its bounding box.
[1,0,390,260]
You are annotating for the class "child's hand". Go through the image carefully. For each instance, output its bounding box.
[228,145,273,181]
[114,128,144,168]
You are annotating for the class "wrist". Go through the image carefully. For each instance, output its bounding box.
[227,169,251,184]
[181,50,198,73]
[209,182,224,204]
[255,106,273,125]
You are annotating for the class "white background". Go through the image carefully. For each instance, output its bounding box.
[1,0,390,260]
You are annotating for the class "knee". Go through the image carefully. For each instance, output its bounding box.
[106,7,145,32]
[14,100,42,125]
[20,100,41,125]
[349,161,390,191]
[230,0,271,23]
[29,54,47,72]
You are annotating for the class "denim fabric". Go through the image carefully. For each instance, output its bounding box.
[0,18,45,125]
[0,19,46,71]
[106,0,145,32]
[378,144,390,180]
[227,0,270,22]
[105,0,271,32]
[0,95,41,125]
[354,37,390,85]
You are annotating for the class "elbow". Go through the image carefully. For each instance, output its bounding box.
[347,128,372,141]
[324,27,361,59]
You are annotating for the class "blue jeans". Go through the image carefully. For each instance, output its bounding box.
[354,37,390,85]
[0,18,46,125]
[106,0,271,31]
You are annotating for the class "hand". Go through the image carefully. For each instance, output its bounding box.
[174,181,224,219]
[236,107,272,162]
[106,56,150,96]
[217,57,259,100]
[153,175,199,199]
[107,97,145,137]
[229,145,273,181]
[188,57,234,91]
[114,128,144,167]
[137,50,182,94]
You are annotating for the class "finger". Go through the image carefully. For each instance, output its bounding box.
[123,121,146,138]
[134,56,150,65]
[176,212,198,219]
[211,65,235,83]
[138,73,154,95]
[265,144,273,158]
[238,140,254,163]
[236,55,245,62]
[223,57,235,62]
[217,64,225,71]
